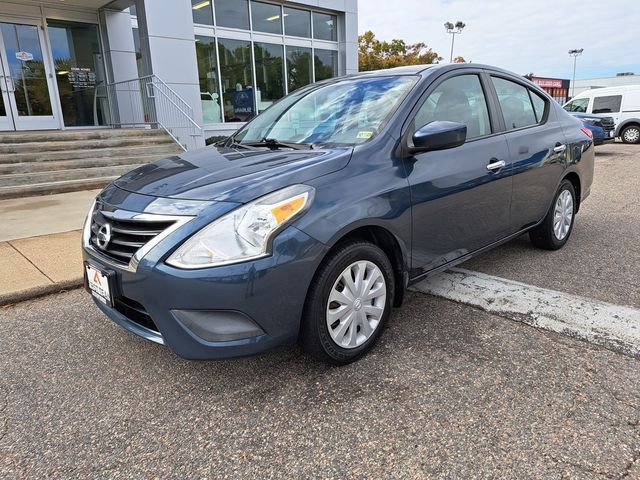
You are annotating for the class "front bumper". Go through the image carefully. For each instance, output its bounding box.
[84,224,327,360]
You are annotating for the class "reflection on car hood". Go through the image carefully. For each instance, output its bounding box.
[114,145,353,203]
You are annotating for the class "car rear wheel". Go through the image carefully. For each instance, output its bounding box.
[621,125,640,144]
[300,241,394,365]
[529,180,576,250]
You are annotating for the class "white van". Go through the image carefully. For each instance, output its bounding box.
[563,85,640,144]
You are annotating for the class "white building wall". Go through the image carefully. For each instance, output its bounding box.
[571,74,640,97]
[99,9,142,125]
[134,0,206,148]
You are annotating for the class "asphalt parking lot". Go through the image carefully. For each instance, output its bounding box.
[1,143,639,479]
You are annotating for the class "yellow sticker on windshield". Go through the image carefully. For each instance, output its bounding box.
[357,131,374,139]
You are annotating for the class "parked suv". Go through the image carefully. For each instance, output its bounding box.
[83,64,594,364]
[563,85,640,143]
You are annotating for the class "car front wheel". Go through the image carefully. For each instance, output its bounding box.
[300,241,394,365]
[621,125,640,144]
[529,179,576,250]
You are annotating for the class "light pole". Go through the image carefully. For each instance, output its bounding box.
[568,48,584,98]
[444,21,465,63]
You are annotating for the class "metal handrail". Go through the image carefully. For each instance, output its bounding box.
[101,74,203,150]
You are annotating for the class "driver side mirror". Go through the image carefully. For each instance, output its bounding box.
[409,121,467,154]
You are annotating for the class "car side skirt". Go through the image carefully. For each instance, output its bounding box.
[407,223,542,287]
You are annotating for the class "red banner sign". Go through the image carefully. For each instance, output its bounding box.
[531,77,564,89]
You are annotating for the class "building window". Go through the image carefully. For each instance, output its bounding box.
[195,36,223,123]
[284,7,311,38]
[131,27,145,77]
[218,38,255,122]
[313,12,337,41]
[254,42,284,113]
[191,0,214,25]
[215,0,250,30]
[314,48,338,81]
[251,1,282,35]
[286,46,312,92]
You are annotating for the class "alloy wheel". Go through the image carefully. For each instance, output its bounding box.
[326,260,386,349]
[623,126,640,143]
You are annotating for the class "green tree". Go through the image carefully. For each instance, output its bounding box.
[358,31,441,71]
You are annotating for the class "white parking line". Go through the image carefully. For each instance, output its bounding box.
[411,268,640,358]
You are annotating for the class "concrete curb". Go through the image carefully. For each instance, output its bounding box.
[0,278,83,306]
[0,230,84,306]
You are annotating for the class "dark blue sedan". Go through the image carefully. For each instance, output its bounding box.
[83,64,594,364]
[570,113,616,145]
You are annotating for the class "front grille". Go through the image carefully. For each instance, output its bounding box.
[600,117,615,132]
[89,204,175,266]
[114,296,160,333]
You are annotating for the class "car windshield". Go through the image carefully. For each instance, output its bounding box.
[233,75,417,147]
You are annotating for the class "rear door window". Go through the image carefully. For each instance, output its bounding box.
[491,77,538,130]
[592,95,622,113]
[530,90,547,123]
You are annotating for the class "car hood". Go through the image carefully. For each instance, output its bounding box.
[570,113,612,121]
[114,145,353,203]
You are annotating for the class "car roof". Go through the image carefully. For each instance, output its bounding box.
[344,63,528,80]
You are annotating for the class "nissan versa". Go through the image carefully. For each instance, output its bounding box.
[83,64,594,365]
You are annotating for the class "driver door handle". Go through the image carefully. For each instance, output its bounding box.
[486,159,506,171]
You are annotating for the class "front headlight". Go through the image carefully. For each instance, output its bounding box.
[581,118,600,125]
[166,184,315,269]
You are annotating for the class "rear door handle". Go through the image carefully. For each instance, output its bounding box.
[486,159,506,171]
[553,144,567,154]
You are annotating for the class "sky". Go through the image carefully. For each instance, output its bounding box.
[357,0,640,80]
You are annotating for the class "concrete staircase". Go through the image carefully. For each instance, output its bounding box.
[0,129,183,200]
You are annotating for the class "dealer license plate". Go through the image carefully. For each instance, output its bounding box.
[85,263,113,306]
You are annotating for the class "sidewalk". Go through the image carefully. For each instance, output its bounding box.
[0,190,98,305]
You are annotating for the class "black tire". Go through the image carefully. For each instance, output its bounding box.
[300,241,394,365]
[529,180,576,250]
[621,124,640,144]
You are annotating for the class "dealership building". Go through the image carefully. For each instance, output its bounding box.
[570,73,640,97]
[0,0,358,148]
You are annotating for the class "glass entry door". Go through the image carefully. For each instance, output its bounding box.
[0,52,12,130]
[0,20,58,131]
[47,20,107,127]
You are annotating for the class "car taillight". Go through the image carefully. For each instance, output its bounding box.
[580,126,593,139]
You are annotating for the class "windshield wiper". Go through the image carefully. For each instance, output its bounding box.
[243,138,313,150]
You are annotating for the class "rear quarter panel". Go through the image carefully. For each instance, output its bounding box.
[558,107,595,203]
